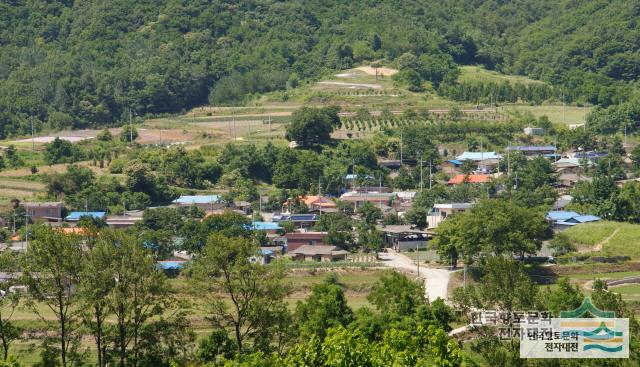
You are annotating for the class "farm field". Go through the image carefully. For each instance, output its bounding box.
[4,268,387,363]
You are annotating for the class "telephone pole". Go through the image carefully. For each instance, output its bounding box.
[31,116,35,151]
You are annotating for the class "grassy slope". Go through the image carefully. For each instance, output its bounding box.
[458,65,544,85]
[562,221,640,259]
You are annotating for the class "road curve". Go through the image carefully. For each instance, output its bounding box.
[378,251,450,301]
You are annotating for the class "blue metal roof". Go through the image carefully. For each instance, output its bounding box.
[456,152,502,161]
[573,152,608,159]
[565,215,601,223]
[250,222,282,231]
[344,174,373,180]
[260,249,275,256]
[273,214,319,222]
[447,159,463,165]
[157,261,187,270]
[65,211,106,221]
[546,211,580,221]
[172,195,221,205]
[506,145,556,152]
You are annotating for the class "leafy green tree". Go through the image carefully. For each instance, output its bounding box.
[452,257,538,313]
[368,271,425,315]
[295,275,354,340]
[96,129,113,142]
[285,107,338,146]
[106,230,168,367]
[77,235,116,367]
[44,138,85,165]
[357,202,382,225]
[120,125,138,143]
[549,233,576,256]
[192,234,289,354]
[196,329,237,365]
[542,278,583,315]
[0,253,21,360]
[22,226,84,367]
[433,199,547,267]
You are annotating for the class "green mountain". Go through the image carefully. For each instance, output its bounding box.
[0,0,638,138]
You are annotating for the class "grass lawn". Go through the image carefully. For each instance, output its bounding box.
[458,66,544,85]
[609,284,640,301]
[562,221,640,259]
[502,104,591,125]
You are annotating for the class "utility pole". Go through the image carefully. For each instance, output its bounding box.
[399,130,403,165]
[429,160,433,189]
[419,154,424,192]
[268,115,272,132]
[31,115,35,151]
[129,108,133,144]
[463,264,467,289]
[378,175,382,209]
[562,93,566,125]
[24,212,29,249]
[507,141,511,175]
[416,242,420,276]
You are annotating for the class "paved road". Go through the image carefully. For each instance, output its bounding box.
[378,251,451,301]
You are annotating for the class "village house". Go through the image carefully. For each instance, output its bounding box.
[440,160,463,175]
[271,213,319,229]
[289,245,348,262]
[172,195,225,211]
[23,202,63,222]
[554,158,594,175]
[546,211,601,231]
[446,174,491,185]
[106,215,143,228]
[377,225,429,251]
[275,231,328,251]
[455,152,502,173]
[298,195,337,213]
[427,203,473,229]
[505,145,557,157]
[249,221,282,234]
[65,211,106,222]
[339,191,397,209]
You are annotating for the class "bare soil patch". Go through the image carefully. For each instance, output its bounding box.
[355,66,398,76]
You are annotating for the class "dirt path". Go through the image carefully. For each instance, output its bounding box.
[579,228,619,253]
[316,81,383,89]
[378,250,450,301]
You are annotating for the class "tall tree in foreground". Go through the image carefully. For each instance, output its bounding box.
[0,253,21,360]
[192,234,290,356]
[23,226,84,367]
[77,233,117,367]
[107,230,168,367]
[295,275,354,340]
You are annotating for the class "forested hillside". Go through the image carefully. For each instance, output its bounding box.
[1,0,639,138]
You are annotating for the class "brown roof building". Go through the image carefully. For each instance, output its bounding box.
[23,202,63,222]
[289,245,348,262]
[282,231,328,251]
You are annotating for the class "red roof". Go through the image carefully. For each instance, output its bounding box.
[447,174,491,185]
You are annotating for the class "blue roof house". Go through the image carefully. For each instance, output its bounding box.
[546,211,601,230]
[456,152,502,161]
[172,195,223,210]
[546,211,580,222]
[249,221,282,232]
[65,211,106,222]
